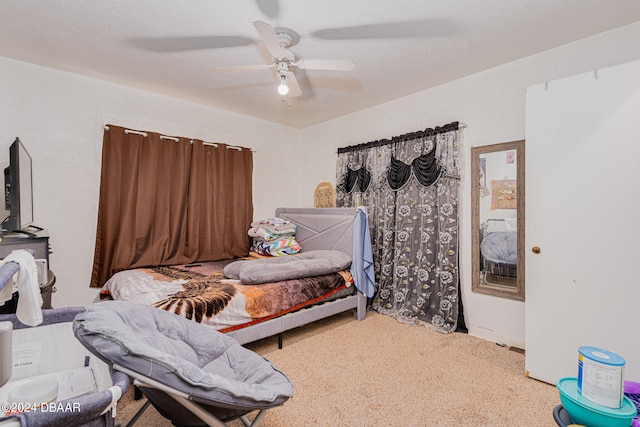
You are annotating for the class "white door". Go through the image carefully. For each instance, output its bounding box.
[525,60,640,385]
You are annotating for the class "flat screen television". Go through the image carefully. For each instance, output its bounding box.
[2,138,34,234]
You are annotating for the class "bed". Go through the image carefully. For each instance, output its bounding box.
[100,208,371,346]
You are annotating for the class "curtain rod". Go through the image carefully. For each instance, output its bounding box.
[337,121,464,154]
[200,141,245,151]
[103,125,255,152]
[124,128,147,137]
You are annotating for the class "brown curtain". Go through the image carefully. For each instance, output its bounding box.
[90,125,253,288]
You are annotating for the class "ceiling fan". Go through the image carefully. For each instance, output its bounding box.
[213,21,355,98]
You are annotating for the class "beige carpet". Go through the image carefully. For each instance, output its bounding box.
[115,311,560,426]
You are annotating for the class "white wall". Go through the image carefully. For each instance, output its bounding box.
[296,22,640,348]
[0,56,299,306]
[1,21,639,347]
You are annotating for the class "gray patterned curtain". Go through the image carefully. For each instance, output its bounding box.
[336,123,460,332]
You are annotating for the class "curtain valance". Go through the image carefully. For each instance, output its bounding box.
[337,121,459,154]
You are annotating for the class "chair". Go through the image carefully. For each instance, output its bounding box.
[0,250,128,427]
[0,306,128,427]
[73,301,293,427]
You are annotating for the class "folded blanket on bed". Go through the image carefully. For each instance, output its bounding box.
[247,226,296,242]
[251,218,290,227]
[251,237,301,256]
[224,250,352,285]
[249,221,295,232]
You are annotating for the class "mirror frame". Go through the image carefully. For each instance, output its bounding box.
[471,140,525,301]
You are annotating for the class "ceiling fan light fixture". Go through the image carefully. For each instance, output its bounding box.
[277,77,289,96]
[219,21,354,100]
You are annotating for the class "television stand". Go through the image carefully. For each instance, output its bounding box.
[6,229,38,238]
[0,229,54,309]
[0,229,50,264]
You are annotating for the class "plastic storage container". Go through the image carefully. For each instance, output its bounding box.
[557,377,637,427]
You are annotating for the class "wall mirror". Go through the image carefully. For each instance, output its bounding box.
[471,140,525,301]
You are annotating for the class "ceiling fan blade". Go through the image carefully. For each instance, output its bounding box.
[287,72,302,97]
[129,36,254,53]
[294,59,355,71]
[214,63,275,73]
[253,20,285,58]
[310,19,455,40]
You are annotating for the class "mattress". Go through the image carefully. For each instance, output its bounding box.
[101,259,354,332]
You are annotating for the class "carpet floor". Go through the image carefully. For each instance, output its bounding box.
[115,310,560,426]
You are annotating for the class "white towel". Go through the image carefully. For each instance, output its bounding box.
[0,260,16,305]
[3,250,42,326]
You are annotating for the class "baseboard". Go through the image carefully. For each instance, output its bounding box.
[467,325,525,350]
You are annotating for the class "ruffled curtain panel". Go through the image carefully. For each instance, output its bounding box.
[336,123,460,332]
[90,125,253,288]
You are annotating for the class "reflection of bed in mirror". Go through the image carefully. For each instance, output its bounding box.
[480,218,517,285]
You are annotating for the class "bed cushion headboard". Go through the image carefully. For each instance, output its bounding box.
[274,208,356,257]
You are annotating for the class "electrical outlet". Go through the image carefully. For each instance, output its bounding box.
[35,259,48,286]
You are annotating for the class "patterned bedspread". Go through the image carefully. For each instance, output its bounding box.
[101,259,352,332]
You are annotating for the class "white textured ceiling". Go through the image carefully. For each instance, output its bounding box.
[1,0,639,128]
